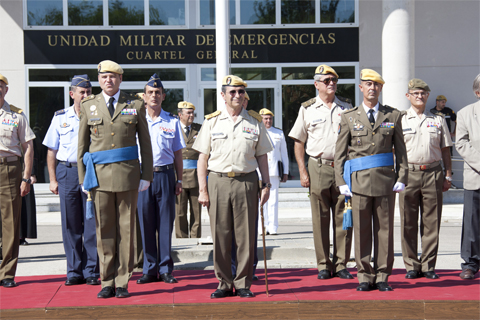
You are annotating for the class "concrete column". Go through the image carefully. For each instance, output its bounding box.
[382,0,415,111]
[215,0,230,110]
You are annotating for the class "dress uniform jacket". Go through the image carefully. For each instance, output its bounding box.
[181,122,201,188]
[77,91,153,289]
[0,101,35,281]
[334,103,408,284]
[399,108,452,273]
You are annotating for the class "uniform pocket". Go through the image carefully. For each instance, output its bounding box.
[87,118,103,138]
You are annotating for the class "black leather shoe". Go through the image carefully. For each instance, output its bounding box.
[136,274,158,284]
[236,288,255,298]
[334,269,354,279]
[115,287,130,298]
[1,279,17,288]
[210,289,234,299]
[317,269,331,280]
[405,270,420,279]
[252,275,259,281]
[86,277,101,285]
[20,239,29,246]
[376,282,393,291]
[356,282,374,291]
[97,286,115,298]
[422,271,440,279]
[159,273,178,283]
[65,276,85,286]
[460,269,475,279]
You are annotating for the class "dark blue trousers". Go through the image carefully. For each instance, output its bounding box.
[461,189,480,273]
[57,163,98,279]
[137,168,176,275]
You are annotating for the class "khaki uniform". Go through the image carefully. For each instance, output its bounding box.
[77,91,153,289]
[175,122,202,238]
[400,108,452,273]
[193,108,272,291]
[288,96,352,273]
[335,104,408,284]
[0,102,35,280]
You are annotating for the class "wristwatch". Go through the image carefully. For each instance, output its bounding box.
[177,180,182,184]
[22,178,31,184]
[262,182,272,189]
[445,176,453,182]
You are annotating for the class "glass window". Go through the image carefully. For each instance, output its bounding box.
[282,66,355,80]
[336,83,355,105]
[122,69,186,81]
[201,68,216,81]
[109,0,144,26]
[199,0,235,25]
[203,88,217,116]
[29,69,98,82]
[68,0,103,25]
[150,0,185,25]
[27,0,63,26]
[244,88,274,114]
[320,0,355,23]
[240,0,275,25]
[201,67,276,81]
[281,0,314,24]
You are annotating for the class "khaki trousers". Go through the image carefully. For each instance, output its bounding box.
[399,165,443,272]
[208,171,258,291]
[92,189,137,288]
[308,157,351,273]
[352,193,395,284]
[175,187,202,238]
[0,159,22,280]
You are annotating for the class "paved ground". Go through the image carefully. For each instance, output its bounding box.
[15,204,465,278]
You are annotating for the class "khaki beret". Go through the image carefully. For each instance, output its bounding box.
[222,75,247,87]
[360,69,385,85]
[178,101,195,110]
[436,95,447,101]
[408,78,430,92]
[315,64,339,78]
[245,92,250,101]
[0,73,8,85]
[259,108,274,116]
[98,60,124,74]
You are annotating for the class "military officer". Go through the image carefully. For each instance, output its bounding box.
[289,65,353,280]
[334,69,408,291]
[175,101,202,238]
[258,108,289,235]
[193,75,272,298]
[136,74,185,285]
[0,73,35,288]
[77,61,153,299]
[43,75,99,286]
[400,79,453,280]
[455,73,480,280]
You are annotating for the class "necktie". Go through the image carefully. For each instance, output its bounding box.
[107,97,115,117]
[368,109,375,127]
[185,126,190,136]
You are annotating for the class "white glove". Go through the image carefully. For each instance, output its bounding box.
[339,185,353,197]
[393,182,405,192]
[81,184,88,195]
[138,179,150,192]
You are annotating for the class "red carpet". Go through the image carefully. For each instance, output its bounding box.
[1,269,478,311]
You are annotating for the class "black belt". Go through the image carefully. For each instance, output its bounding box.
[153,164,174,172]
[0,156,19,164]
[311,157,335,167]
[210,171,254,178]
[59,161,77,167]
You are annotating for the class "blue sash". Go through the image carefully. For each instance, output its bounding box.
[343,153,394,192]
[183,159,198,169]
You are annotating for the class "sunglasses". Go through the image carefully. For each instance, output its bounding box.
[228,89,246,95]
[319,77,338,85]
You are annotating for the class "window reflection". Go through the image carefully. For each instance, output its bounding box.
[320,0,355,23]
[240,0,275,24]
[109,0,144,25]
[68,0,103,25]
[199,0,235,25]
[150,0,185,25]
[281,0,314,24]
[27,0,63,26]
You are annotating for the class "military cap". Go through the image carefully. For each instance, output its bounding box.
[360,69,385,85]
[0,73,8,85]
[178,101,195,110]
[315,64,339,78]
[97,60,123,74]
[146,73,163,88]
[222,75,248,87]
[408,78,430,92]
[259,108,274,116]
[245,92,250,100]
[436,95,447,101]
[71,74,92,88]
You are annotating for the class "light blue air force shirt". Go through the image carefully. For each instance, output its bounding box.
[146,109,185,167]
[42,106,80,163]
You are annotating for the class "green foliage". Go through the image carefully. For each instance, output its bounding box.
[252,0,275,24]
[68,0,103,26]
[28,6,63,26]
[109,0,144,25]
[281,0,315,24]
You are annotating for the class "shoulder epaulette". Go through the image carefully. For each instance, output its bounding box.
[205,110,221,120]
[336,96,352,105]
[433,112,445,118]
[192,123,202,130]
[343,106,358,114]
[383,104,397,111]
[54,109,66,116]
[248,110,262,122]
[82,94,95,102]
[401,110,407,116]
[168,112,179,119]
[9,105,23,114]
[301,97,316,108]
